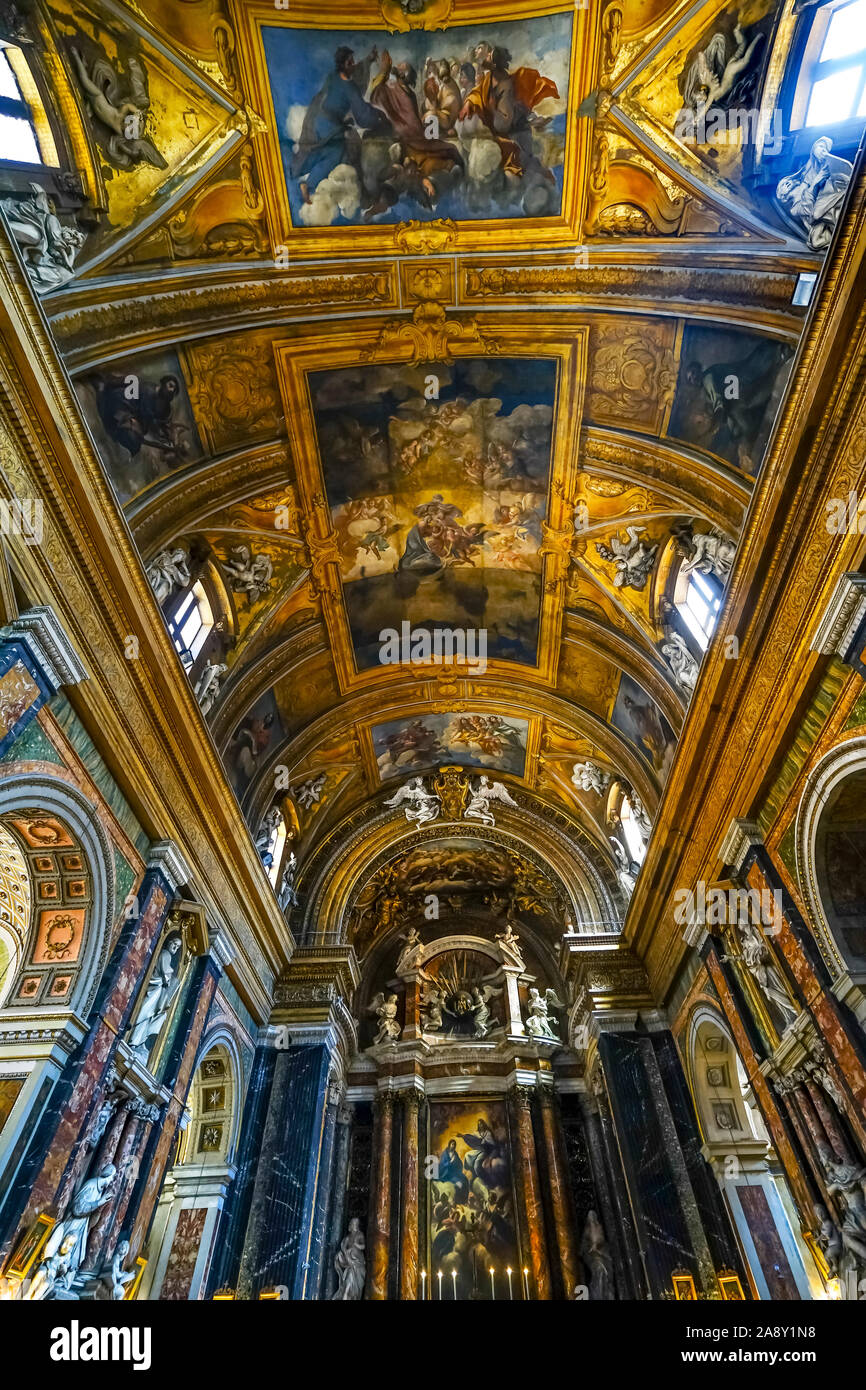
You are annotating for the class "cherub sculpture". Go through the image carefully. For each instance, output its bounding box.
[595,526,658,590]
[369,992,401,1045]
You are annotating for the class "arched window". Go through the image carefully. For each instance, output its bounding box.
[0,42,58,166]
[791,0,866,129]
[168,581,214,669]
[676,569,723,651]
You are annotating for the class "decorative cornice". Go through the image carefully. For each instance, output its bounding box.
[718,819,763,875]
[146,840,192,894]
[0,604,88,690]
[810,572,866,659]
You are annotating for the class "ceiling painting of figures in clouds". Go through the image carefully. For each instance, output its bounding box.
[310,355,555,673]
[373,712,530,780]
[259,12,571,229]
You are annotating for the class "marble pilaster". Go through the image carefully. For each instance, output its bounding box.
[509,1085,551,1300]
[537,1086,580,1297]
[400,1090,421,1300]
[367,1091,395,1300]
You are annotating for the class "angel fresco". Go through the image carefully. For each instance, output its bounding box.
[264,15,569,228]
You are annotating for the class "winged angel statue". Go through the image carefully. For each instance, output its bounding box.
[368,992,401,1045]
[384,777,441,826]
[463,775,519,828]
[525,986,564,1041]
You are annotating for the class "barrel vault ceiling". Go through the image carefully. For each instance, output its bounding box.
[35,0,817,915]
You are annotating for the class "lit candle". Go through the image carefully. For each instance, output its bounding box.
[489,1266,495,1301]
[451,1269,458,1300]
[421,1270,426,1300]
[506,1267,513,1300]
[437,1270,443,1300]
[523,1266,530,1300]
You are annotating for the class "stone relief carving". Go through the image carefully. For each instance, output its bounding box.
[70,46,166,170]
[571,760,610,796]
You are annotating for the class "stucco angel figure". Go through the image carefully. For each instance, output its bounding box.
[596,526,658,591]
[776,136,853,252]
[662,632,698,697]
[224,545,274,604]
[395,925,424,973]
[29,1163,117,1299]
[682,20,764,121]
[70,47,166,170]
[331,1217,365,1300]
[610,837,636,899]
[675,527,736,584]
[495,921,525,970]
[525,986,563,1041]
[384,776,440,827]
[128,930,183,1058]
[463,775,519,828]
[369,992,401,1044]
[146,547,190,605]
[572,760,610,795]
[470,984,499,1038]
[194,659,228,715]
[419,977,445,1031]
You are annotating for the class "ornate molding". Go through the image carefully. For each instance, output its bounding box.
[718,819,763,876]
[362,301,499,366]
[810,572,866,660]
[0,605,88,690]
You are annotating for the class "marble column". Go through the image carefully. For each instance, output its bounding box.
[510,1086,551,1300]
[804,1077,856,1164]
[235,1041,332,1300]
[537,1086,580,1297]
[400,1090,421,1300]
[367,1091,395,1300]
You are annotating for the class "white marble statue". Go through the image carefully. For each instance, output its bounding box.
[595,526,658,590]
[224,544,274,603]
[662,631,699,697]
[818,1147,866,1263]
[395,925,424,974]
[146,547,190,605]
[610,837,636,898]
[736,922,798,1030]
[29,1163,117,1299]
[777,136,853,252]
[572,760,610,796]
[128,930,183,1058]
[384,777,441,827]
[463,775,519,827]
[194,659,227,715]
[625,791,652,843]
[677,529,736,584]
[331,1217,365,1300]
[255,806,281,864]
[495,921,525,970]
[278,852,298,912]
[580,1209,614,1300]
[524,986,563,1041]
[470,984,498,1038]
[1,183,86,293]
[369,992,401,1045]
[420,978,445,1032]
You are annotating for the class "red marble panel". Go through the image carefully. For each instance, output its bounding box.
[160,1207,208,1301]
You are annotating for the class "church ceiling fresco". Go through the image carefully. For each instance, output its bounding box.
[6,0,850,910]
